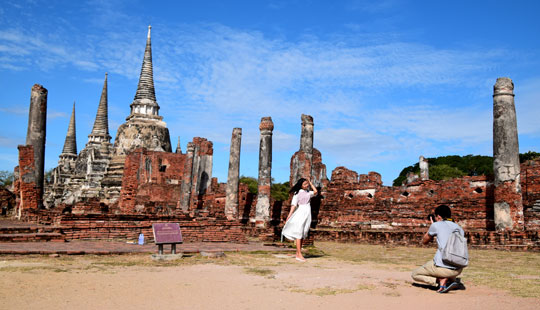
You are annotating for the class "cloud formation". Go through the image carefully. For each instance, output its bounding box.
[1,2,539,183]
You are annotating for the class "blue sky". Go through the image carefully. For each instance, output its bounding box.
[1,0,539,185]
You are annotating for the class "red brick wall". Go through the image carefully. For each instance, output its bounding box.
[298,162,540,233]
[24,211,247,243]
[522,160,540,207]
[118,148,185,213]
[17,145,41,217]
[310,229,540,250]
[0,186,16,216]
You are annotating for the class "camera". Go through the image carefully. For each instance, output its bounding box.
[427,214,436,222]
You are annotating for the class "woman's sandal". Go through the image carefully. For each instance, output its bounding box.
[437,285,447,293]
[295,257,306,262]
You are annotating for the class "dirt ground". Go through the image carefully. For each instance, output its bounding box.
[1,244,539,310]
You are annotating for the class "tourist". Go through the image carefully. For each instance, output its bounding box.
[411,205,466,293]
[282,178,318,262]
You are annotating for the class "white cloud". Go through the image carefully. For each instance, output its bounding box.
[47,111,68,120]
[0,136,23,147]
[366,104,493,143]
[0,105,27,115]
[2,17,536,183]
[0,28,99,71]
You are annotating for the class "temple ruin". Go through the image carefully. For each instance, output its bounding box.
[5,27,540,250]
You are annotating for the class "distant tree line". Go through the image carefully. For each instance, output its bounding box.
[393,151,540,186]
[0,171,14,187]
[239,176,291,202]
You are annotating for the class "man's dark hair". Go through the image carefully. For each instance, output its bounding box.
[434,204,452,219]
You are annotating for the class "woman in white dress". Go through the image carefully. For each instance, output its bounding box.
[281,178,318,262]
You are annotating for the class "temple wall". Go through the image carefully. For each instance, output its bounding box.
[117,148,186,214]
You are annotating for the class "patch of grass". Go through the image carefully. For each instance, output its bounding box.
[0,265,69,273]
[316,241,540,299]
[315,241,432,266]
[380,281,397,289]
[462,249,540,298]
[290,284,374,296]
[244,267,275,277]
[383,291,401,297]
[304,246,326,258]
[221,252,286,268]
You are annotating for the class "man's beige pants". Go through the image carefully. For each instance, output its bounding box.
[411,260,462,286]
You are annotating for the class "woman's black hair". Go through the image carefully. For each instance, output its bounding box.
[290,178,306,195]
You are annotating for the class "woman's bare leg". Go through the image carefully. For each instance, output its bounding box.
[296,239,305,260]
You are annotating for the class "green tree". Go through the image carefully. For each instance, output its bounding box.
[429,164,466,181]
[271,181,290,201]
[45,169,54,184]
[393,164,420,186]
[239,176,291,201]
[392,154,493,186]
[520,151,540,163]
[0,170,14,187]
[239,176,258,194]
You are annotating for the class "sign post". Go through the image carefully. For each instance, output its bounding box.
[152,223,183,255]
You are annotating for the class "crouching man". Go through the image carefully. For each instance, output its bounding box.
[412,205,466,293]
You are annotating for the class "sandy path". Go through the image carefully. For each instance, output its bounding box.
[1,255,537,310]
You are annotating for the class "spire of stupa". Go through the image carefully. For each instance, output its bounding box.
[129,25,160,120]
[175,137,182,153]
[88,73,111,144]
[61,102,77,156]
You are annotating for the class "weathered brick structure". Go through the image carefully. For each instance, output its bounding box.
[290,114,328,188]
[16,146,41,218]
[0,186,15,217]
[9,28,540,250]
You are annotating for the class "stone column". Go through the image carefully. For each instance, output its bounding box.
[190,138,213,196]
[300,114,314,154]
[198,141,213,194]
[419,156,429,180]
[225,128,242,220]
[493,77,523,230]
[180,142,194,211]
[290,114,314,186]
[25,84,47,203]
[255,117,274,226]
[190,142,201,202]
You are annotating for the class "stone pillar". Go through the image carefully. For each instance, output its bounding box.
[290,114,328,188]
[291,114,314,186]
[179,142,194,211]
[255,117,273,226]
[493,77,523,230]
[190,142,201,204]
[406,171,419,184]
[198,141,213,195]
[419,156,429,180]
[190,138,213,196]
[225,128,242,220]
[25,84,47,203]
[300,114,314,154]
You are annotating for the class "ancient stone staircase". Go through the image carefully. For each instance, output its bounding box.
[0,219,65,242]
[101,154,126,187]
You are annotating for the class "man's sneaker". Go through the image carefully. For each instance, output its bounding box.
[454,278,466,290]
